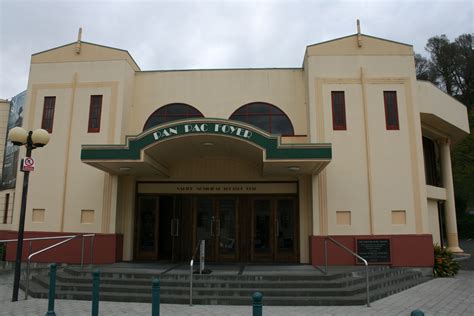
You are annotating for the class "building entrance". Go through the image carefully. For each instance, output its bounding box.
[134,194,298,263]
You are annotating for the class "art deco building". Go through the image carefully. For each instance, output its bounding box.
[0,32,469,267]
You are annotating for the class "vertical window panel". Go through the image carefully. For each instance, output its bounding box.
[41,96,56,133]
[331,91,346,130]
[88,95,103,133]
[384,91,399,130]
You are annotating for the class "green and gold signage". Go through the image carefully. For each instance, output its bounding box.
[81,119,331,161]
[153,122,254,142]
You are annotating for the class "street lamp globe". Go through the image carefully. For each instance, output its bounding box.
[31,129,50,147]
[8,127,28,145]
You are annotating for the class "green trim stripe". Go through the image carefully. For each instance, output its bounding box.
[81,119,332,161]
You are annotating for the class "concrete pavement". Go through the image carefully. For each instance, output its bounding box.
[0,269,473,315]
[459,239,474,271]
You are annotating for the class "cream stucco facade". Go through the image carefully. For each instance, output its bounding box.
[0,33,470,266]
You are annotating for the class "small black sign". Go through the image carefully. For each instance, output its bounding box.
[356,239,391,263]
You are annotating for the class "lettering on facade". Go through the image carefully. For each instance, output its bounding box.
[176,185,257,193]
[152,123,253,141]
[138,182,296,195]
[356,239,391,263]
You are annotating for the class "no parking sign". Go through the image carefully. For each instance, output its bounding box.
[21,157,35,172]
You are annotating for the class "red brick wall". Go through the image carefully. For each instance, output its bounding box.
[0,230,123,264]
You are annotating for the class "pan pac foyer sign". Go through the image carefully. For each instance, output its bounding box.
[153,123,253,142]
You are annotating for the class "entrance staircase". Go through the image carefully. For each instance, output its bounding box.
[22,264,431,306]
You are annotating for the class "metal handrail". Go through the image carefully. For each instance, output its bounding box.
[0,234,95,300]
[322,236,370,307]
[189,239,204,306]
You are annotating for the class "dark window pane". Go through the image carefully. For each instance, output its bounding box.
[271,115,294,135]
[384,91,399,130]
[423,137,440,186]
[41,96,56,133]
[247,103,270,114]
[88,95,102,132]
[230,115,249,123]
[218,199,236,254]
[331,91,346,130]
[229,102,294,135]
[254,199,271,253]
[139,198,157,250]
[232,107,247,115]
[277,199,294,250]
[165,103,191,115]
[143,103,204,131]
[247,115,270,132]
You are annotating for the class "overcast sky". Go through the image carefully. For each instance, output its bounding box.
[0,0,472,98]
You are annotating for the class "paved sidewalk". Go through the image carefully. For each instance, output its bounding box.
[0,270,473,315]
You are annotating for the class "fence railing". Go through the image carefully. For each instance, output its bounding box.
[189,239,205,306]
[318,236,371,307]
[0,233,95,299]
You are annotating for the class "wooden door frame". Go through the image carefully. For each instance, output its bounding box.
[215,196,239,261]
[250,195,299,263]
[250,196,275,262]
[274,197,299,262]
[134,195,159,261]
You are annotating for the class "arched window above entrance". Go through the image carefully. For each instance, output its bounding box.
[229,102,294,135]
[143,103,204,131]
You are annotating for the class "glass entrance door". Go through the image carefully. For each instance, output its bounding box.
[194,197,238,262]
[251,197,297,262]
[136,196,159,260]
[195,197,215,261]
[252,199,273,261]
[136,195,189,261]
[216,198,238,260]
[275,198,297,261]
[135,194,297,263]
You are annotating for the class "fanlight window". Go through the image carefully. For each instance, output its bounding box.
[229,102,294,135]
[143,103,204,131]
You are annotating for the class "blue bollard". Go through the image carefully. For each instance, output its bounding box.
[92,269,100,316]
[252,292,263,316]
[411,310,425,316]
[152,278,160,316]
[45,263,57,316]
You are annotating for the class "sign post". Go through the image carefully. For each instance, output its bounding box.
[199,240,205,274]
[20,157,35,172]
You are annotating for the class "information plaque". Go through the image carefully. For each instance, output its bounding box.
[356,239,391,263]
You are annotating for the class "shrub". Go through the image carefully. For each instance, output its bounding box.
[433,244,460,277]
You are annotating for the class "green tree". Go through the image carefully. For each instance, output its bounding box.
[414,53,436,82]
[422,34,473,110]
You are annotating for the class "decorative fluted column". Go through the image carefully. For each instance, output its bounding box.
[439,138,463,253]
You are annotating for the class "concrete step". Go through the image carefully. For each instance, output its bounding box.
[61,265,390,281]
[23,266,429,306]
[43,267,415,290]
[31,271,422,298]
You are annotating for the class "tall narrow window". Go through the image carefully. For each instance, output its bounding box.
[384,91,399,130]
[331,91,346,130]
[41,96,56,133]
[88,95,103,133]
[423,136,440,186]
[3,194,9,224]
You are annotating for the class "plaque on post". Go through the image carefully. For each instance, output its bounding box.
[356,239,391,264]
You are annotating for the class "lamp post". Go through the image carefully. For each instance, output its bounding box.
[8,127,50,302]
